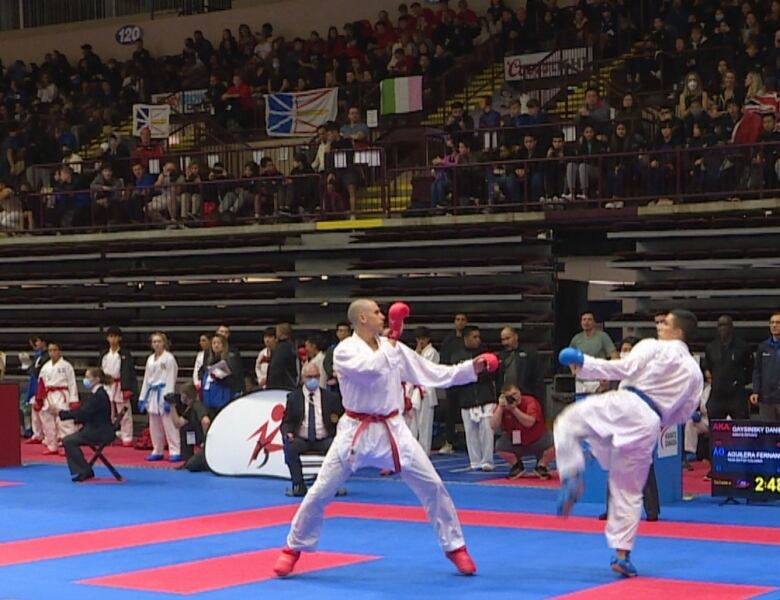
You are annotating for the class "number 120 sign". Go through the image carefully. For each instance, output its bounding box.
[116,24,143,45]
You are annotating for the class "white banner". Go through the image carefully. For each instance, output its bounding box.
[658,426,679,459]
[205,389,320,478]
[504,47,592,82]
[265,88,338,137]
[132,104,170,138]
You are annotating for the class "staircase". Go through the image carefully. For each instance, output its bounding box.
[421,61,502,127]
[80,117,204,160]
[356,181,413,215]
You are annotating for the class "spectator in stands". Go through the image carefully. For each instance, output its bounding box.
[126,162,154,223]
[751,313,780,422]
[221,74,254,130]
[679,72,709,119]
[683,97,712,139]
[496,325,544,403]
[180,160,202,220]
[289,152,319,215]
[754,112,780,190]
[605,121,637,206]
[311,125,331,173]
[490,383,554,479]
[325,121,360,215]
[515,133,545,204]
[267,322,298,390]
[255,327,276,390]
[569,310,617,394]
[702,315,752,420]
[565,125,604,202]
[257,157,282,218]
[444,101,474,146]
[90,163,125,225]
[545,132,572,203]
[477,95,501,130]
[449,325,496,471]
[710,69,741,117]
[340,106,370,146]
[101,133,131,182]
[149,161,182,223]
[282,361,343,497]
[430,139,471,209]
[193,30,215,64]
[0,179,22,230]
[219,161,255,220]
[644,121,679,203]
[61,144,84,175]
[715,98,742,142]
[218,28,240,64]
[685,121,720,196]
[131,127,163,171]
[486,143,518,207]
[575,87,611,137]
[516,98,551,146]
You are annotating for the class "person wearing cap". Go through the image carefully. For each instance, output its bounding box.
[100,327,138,445]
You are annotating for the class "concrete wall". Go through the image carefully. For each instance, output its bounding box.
[0,0,503,65]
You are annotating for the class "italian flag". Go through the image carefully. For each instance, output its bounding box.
[380,76,423,115]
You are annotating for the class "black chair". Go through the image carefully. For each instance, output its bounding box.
[86,407,127,481]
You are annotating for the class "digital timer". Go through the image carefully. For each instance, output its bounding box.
[754,476,780,494]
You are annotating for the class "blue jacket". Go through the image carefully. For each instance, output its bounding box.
[752,337,780,404]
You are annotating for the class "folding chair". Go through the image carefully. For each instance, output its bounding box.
[86,407,127,481]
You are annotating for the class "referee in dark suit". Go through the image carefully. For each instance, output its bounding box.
[282,362,343,497]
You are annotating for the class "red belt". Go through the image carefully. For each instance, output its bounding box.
[345,409,401,474]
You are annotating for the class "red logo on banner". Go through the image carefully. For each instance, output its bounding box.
[247,403,285,468]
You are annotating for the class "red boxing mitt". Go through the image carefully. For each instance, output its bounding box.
[387,302,411,340]
[477,352,500,373]
[297,346,308,363]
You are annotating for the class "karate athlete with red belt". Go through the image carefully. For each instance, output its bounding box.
[274,299,498,578]
[35,341,79,454]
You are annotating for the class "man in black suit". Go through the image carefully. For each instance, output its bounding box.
[59,367,116,482]
[496,326,545,404]
[268,322,299,390]
[282,362,343,497]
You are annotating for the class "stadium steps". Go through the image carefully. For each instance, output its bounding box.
[356,181,413,214]
[81,119,203,160]
[421,62,502,126]
[547,55,626,120]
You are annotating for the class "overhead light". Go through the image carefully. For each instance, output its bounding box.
[321,275,329,281]
[244,277,282,283]
[299,276,312,282]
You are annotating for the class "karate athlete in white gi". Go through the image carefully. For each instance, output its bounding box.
[555,309,703,578]
[274,299,494,578]
[139,332,180,461]
[36,341,79,454]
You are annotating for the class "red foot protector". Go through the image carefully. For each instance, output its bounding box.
[78,549,380,594]
[553,577,775,600]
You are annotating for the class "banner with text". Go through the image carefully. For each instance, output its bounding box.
[504,47,592,82]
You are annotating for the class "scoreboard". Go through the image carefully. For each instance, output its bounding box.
[710,420,780,500]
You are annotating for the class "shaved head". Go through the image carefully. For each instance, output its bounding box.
[348,299,376,325]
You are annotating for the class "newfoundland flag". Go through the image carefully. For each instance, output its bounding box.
[264,88,338,137]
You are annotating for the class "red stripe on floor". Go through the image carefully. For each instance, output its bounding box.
[325,501,780,546]
[0,481,20,487]
[552,577,774,599]
[3,501,780,569]
[0,505,297,567]
[78,549,379,594]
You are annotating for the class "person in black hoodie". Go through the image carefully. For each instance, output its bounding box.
[448,325,497,471]
[606,121,637,203]
[267,323,299,390]
[59,367,115,482]
[565,125,605,202]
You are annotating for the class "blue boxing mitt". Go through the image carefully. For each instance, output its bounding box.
[137,398,147,414]
[559,347,585,367]
[691,410,702,423]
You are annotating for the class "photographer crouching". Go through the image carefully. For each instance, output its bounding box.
[168,382,210,471]
[490,383,555,480]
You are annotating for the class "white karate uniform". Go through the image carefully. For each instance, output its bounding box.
[101,349,133,443]
[38,358,79,451]
[554,338,703,551]
[461,403,497,469]
[140,351,179,456]
[685,383,710,454]
[286,333,477,553]
[192,350,205,388]
[255,347,270,388]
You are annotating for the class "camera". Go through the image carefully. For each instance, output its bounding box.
[164,392,186,413]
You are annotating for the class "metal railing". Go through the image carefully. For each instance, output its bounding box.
[0,0,231,31]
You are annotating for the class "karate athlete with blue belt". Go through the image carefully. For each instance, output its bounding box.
[555,309,703,578]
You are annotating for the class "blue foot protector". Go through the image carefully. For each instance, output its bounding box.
[145,454,164,461]
[610,552,638,577]
[557,472,584,517]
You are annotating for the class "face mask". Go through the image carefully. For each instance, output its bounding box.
[687,80,698,91]
[83,378,94,390]
[304,377,319,391]
[619,352,630,359]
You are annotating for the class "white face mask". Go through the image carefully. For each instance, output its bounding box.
[620,351,630,359]
[687,80,698,91]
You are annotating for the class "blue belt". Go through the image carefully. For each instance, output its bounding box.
[625,386,663,420]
